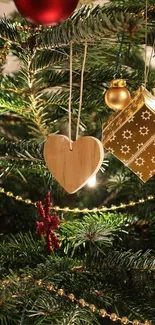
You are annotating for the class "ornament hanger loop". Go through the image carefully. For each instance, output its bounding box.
[76,42,88,140]
[68,41,88,151]
[144,0,155,87]
[144,0,148,87]
[68,41,73,151]
[113,32,124,79]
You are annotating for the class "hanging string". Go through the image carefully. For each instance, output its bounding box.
[146,39,155,84]
[114,32,124,79]
[144,0,155,88]
[76,42,88,140]
[144,0,148,87]
[68,41,73,151]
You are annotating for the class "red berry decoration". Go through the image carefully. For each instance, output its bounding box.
[13,0,79,26]
[36,192,60,252]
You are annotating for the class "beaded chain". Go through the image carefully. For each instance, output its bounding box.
[1,277,151,325]
[0,42,10,65]
[0,187,154,214]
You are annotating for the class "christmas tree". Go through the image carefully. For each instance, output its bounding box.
[0,1,155,325]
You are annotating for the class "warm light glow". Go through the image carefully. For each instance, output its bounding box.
[87,174,96,187]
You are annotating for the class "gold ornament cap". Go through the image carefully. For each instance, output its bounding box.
[110,79,127,87]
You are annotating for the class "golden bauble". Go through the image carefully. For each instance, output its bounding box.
[105,79,131,111]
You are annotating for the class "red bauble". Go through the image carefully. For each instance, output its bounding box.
[13,0,79,26]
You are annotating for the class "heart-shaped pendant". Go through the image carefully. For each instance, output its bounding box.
[44,135,104,194]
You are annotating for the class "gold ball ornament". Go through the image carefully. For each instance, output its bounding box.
[105,79,131,111]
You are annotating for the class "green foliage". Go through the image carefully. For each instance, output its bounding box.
[0,226,155,323]
[0,18,21,43]
[0,0,155,324]
[0,139,44,161]
[0,232,47,273]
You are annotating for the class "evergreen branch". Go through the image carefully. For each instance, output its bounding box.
[0,18,21,44]
[99,249,155,271]
[26,55,49,138]
[0,232,47,271]
[103,0,155,16]
[35,7,123,48]
[31,47,70,72]
[0,140,44,161]
[0,261,154,322]
[35,6,153,48]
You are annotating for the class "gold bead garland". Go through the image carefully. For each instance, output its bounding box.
[15,24,42,32]
[0,187,154,214]
[0,277,152,325]
[0,42,10,65]
[0,120,23,126]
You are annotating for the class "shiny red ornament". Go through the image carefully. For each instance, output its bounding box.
[13,0,79,26]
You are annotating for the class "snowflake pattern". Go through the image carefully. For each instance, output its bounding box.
[141,110,152,120]
[109,134,116,142]
[139,126,149,136]
[136,171,143,179]
[106,99,155,182]
[122,129,133,139]
[136,143,144,150]
[108,147,114,154]
[149,170,155,178]
[120,145,130,155]
[128,116,135,123]
[151,156,155,164]
[135,157,145,166]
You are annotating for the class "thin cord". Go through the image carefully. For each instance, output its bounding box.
[114,32,124,78]
[144,0,148,87]
[68,41,73,151]
[146,39,155,84]
[76,42,88,140]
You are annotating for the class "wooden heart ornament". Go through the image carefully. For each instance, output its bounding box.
[44,135,104,194]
